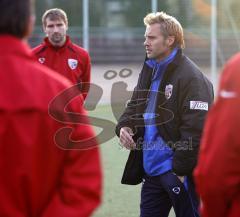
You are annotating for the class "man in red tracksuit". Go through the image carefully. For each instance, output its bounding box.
[0,1,102,216]
[32,8,90,99]
[194,53,240,217]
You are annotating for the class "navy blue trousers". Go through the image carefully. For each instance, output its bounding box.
[140,171,199,217]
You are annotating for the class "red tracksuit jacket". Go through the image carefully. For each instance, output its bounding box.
[32,36,90,99]
[0,35,102,217]
[194,53,240,217]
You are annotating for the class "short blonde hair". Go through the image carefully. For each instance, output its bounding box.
[42,8,68,28]
[144,12,185,49]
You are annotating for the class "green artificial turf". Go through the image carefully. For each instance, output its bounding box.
[88,104,175,217]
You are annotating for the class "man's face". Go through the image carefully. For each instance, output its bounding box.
[144,23,174,61]
[44,18,67,47]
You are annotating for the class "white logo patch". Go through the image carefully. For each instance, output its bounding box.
[172,187,181,194]
[68,59,78,70]
[220,90,237,99]
[38,57,45,64]
[165,84,173,99]
[190,101,208,111]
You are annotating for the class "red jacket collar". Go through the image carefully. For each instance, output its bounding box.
[43,35,71,50]
[0,35,32,58]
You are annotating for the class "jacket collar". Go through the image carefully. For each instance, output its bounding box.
[145,48,183,68]
[43,35,71,50]
[145,47,179,69]
[0,35,32,58]
[171,48,183,66]
[142,48,184,88]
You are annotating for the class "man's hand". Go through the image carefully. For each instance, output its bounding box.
[119,127,136,150]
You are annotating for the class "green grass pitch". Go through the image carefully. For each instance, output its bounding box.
[89,104,175,217]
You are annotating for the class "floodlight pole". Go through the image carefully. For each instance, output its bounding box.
[152,0,158,13]
[83,0,89,51]
[211,0,217,89]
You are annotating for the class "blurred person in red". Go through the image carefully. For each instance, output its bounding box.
[0,0,102,216]
[194,53,240,217]
[32,8,90,100]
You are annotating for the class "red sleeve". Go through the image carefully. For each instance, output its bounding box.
[41,148,102,217]
[194,57,240,217]
[43,88,102,217]
[80,51,91,100]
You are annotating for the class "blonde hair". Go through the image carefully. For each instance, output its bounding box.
[144,12,185,49]
[42,8,68,28]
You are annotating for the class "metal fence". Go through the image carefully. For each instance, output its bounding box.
[30,0,240,86]
[30,26,239,67]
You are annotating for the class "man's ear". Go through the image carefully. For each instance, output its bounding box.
[167,36,175,47]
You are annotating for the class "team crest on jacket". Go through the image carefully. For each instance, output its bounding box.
[165,84,173,99]
[68,59,78,70]
[38,57,45,64]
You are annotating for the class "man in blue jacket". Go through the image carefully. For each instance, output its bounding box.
[116,12,214,217]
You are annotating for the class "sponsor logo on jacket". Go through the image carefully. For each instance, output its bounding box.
[38,57,45,64]
[190,101,208,111]
[172,187,181,194]
[219,90,237,98]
